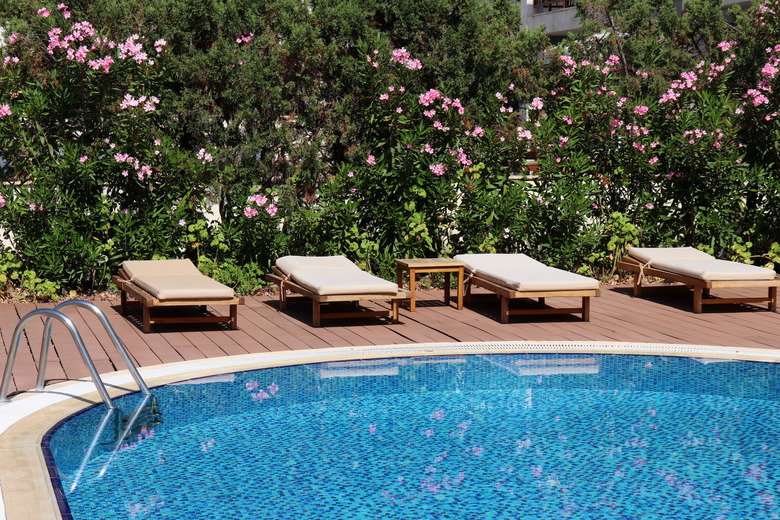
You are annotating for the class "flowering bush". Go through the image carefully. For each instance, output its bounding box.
[1,0,780,298]
[0,7,226,290]
[290,41,534,276]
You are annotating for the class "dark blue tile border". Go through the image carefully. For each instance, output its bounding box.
[41,401,101,520]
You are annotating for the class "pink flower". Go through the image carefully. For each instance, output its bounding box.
[37,7,51,17]
[717,40,733,52]
[429,163,446,176]
[0,194,5,208]
[252,390,270,401]
[0,104,11,118]
[379,93,389,101]
[648,156,658,164]
[249,194,267,206]
[396,107,403,113]
[645,203,654,209]
[366,154,376,166]
[418,89,442,106]
[178,219,186,226]
[530,97,544,110]
[471,126,484,137]
[634,105,649,116]
[390,47,410,64]
[266,203,278,216]
[243,206,258,218]
[79,155,88,163]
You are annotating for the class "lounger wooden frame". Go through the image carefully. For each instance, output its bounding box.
[112,270,243,333]
[266,268,411,327]
[617,255,780,313]
[464,273,600,323]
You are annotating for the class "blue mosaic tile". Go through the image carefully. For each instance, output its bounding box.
[45,354,780,519]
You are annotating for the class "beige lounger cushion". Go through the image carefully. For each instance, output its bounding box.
[276,255,360,273]
[454,253,599,291]
[275,255,398,295]
[627,246,713,264]
[122,259,235,300]
[627,247,776,281]
[649,259,776,281]
[289,269,399,295]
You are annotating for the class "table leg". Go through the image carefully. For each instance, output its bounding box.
[457,268,464,310]
[410,269,417,312]
[444,272,451,305]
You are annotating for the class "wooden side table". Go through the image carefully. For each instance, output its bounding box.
[395,258,465,311]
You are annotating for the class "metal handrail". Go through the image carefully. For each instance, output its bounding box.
[0,300,150,409]
[41,300,150,395]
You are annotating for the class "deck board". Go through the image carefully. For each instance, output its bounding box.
[2,284,780,396]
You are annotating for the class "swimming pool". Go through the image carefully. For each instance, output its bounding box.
[46,350,780,519]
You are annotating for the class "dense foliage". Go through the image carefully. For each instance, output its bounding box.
[0,0,778,298]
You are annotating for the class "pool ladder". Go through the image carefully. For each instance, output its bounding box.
[0,300,150,410]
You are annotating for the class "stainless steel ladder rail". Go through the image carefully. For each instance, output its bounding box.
[0,300,150,409]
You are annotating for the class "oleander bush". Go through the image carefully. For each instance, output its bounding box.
[0,0,779,298]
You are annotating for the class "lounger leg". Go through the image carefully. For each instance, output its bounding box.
[391,299,400,323]
[632,273,642,297]
[582,297,590,322]
[230,304,238,330]
[693,287,703,313]
[120,289,128,315]
[312,301,321,327]
[142,305,151,333]
[538,297,546,306]
[279,285,287,311]
[464,279,472,305]
[500,296,509,324]
[769,287,777,312]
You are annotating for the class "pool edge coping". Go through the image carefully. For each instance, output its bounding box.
[2,340,779,520]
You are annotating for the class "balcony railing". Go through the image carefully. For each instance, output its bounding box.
[533,0,575,11]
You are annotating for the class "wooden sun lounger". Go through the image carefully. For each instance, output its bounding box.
[464,274,599,323]
[617,255,779,313]
[265,267,411,327]
[112,269,243,333]
[455,253,600,323]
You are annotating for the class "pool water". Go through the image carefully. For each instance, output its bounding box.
[47,353,780,519]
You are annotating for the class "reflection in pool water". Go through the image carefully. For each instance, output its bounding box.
[46,353,780,519]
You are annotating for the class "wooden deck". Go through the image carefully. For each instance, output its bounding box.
[2,284,780,396]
